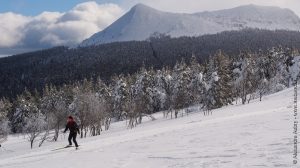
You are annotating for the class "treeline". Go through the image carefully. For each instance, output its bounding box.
[1,29,300,99]
[0,46,299,148]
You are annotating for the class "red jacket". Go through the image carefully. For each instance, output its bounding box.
[64,120,80,134]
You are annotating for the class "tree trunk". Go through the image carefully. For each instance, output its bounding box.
[30,139,34,149]
[138,112,142,124]
[259,92,262,101]
[39,131,49,147]
[247,94,252,104]
[105,118,111,130]
[84,127,88,138]
[53,123,60,141]
[80,126,84,138]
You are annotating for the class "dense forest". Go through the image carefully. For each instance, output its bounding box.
[1,29,300,100]
[0,45,299,148]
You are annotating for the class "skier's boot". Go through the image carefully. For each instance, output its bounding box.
[65,144,72,148]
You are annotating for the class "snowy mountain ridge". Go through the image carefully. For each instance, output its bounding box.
[80,4,300,46]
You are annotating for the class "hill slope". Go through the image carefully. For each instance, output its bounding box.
[80,4,300,46]
[0,86,297,167]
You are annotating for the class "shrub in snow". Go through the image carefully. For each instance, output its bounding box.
[0,99,11,144]
[23,111,47,149]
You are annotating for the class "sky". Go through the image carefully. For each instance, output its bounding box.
[0,0,300,56]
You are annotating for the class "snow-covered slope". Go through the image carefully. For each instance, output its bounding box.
[80,4,300,46]
[0,86,298,167]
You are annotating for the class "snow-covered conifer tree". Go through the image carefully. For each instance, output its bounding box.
[203,51,233,110]
[111,75,129,121]
[171,60,191,118]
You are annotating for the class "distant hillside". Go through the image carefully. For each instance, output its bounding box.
[1,29,300,99]
[80,4,300,46]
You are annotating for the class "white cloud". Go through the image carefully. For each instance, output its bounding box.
[0,12,30,47]
[1,0,299,49]
[0,1,124,48]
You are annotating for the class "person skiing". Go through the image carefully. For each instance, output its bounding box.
[63,116,80,149]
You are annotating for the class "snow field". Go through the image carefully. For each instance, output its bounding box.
[0,87,298,168]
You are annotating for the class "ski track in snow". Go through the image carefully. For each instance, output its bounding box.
[0,87,298,168]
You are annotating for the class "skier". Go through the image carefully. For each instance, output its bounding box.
[63,116,80,149]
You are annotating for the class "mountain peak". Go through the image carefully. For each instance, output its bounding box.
[238,4,271,8]
[132,3,149,9]
[130,3,156,13]
[80,4,300,47]
[231,4,290,12]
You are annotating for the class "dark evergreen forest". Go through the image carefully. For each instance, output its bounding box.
[1,29,300,99]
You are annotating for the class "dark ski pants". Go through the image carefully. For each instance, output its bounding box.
[68,133,78,147]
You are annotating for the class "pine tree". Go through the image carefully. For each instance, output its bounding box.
[203,56,218,112]
[233,51,256,104]
[158,67,174,118]
[11,89,39,133]
[256,50,269,101]
[152,69,167,112]
[189,55,204,105]
[214,51,234,107]
[133,67,155,123]
[111,75,129,121]
[204,51,233,110]
[171,60,191,118]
